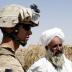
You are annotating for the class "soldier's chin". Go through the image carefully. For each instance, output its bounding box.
[20,41,27,46]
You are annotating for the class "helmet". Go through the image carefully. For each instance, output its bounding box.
[0,4,40,28]
[0,4,40,46]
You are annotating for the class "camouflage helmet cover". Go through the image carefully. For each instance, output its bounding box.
[0,4,40,28]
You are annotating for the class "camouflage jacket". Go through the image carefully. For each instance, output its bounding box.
[0,47,24,72]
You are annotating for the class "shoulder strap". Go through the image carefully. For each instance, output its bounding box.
[0,47,15,58]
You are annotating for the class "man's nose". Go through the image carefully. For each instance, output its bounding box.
[57,46,62,51]
[28,30,32,35]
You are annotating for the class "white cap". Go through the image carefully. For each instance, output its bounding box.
[40,27,64,46]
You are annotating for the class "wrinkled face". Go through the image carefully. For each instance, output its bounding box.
[46,36,63,56]
[45,36,64,69]
[16,24,32,45]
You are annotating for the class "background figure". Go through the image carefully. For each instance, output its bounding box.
[0,4,40,72]
[27,27,72,72]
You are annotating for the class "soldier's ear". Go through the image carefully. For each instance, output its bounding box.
[15,29,18,33]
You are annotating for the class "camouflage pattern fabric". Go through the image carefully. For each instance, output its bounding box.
[0,47,24,72]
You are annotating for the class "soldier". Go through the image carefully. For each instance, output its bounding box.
[0,4,40,72]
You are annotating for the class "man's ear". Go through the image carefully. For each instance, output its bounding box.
[15,29,18,33]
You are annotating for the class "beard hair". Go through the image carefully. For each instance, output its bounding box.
[46,49,65,70]
[51,54,64,69]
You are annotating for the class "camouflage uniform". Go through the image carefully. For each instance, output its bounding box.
[0,47,24,72]
[0,4,40,72]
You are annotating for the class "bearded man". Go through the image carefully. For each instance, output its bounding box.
[27,27,72,72]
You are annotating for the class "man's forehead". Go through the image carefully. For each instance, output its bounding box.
[51,36,62,42]
[48,36,62,46]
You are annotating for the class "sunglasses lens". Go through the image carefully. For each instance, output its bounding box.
[16,23,31,31]
[23,25,31,31]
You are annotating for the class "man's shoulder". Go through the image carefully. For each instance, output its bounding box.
[34,57,47,64]
[0,54,24,72]
[0,54,19,64]
[27,57,55,72]
[0,47,22,68]
[27,57,47,72]
[0,47,15,57]
[29,57,47,68]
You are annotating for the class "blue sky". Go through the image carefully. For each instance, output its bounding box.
[0,0,72,46]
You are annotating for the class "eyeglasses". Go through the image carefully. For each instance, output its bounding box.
[16,23,32,31]
[22,24,31,31]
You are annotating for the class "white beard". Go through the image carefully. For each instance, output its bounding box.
[46,49,65,70]
[51,55,64,69]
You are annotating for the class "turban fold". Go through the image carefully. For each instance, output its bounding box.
[40,27,64,46]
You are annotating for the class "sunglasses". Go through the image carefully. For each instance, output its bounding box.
[16,23,32,31]
[22,24,31,31]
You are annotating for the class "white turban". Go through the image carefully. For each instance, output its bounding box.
[40,27,64,46]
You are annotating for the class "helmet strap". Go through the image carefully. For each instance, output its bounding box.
[1,27,27,46]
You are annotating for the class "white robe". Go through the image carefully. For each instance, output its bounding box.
[27,55,72,72]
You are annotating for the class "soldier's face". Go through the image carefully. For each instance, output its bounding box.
[17,24,32,44]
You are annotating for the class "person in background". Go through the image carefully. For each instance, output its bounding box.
[0,4,40,72]
[27,27,72,72]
